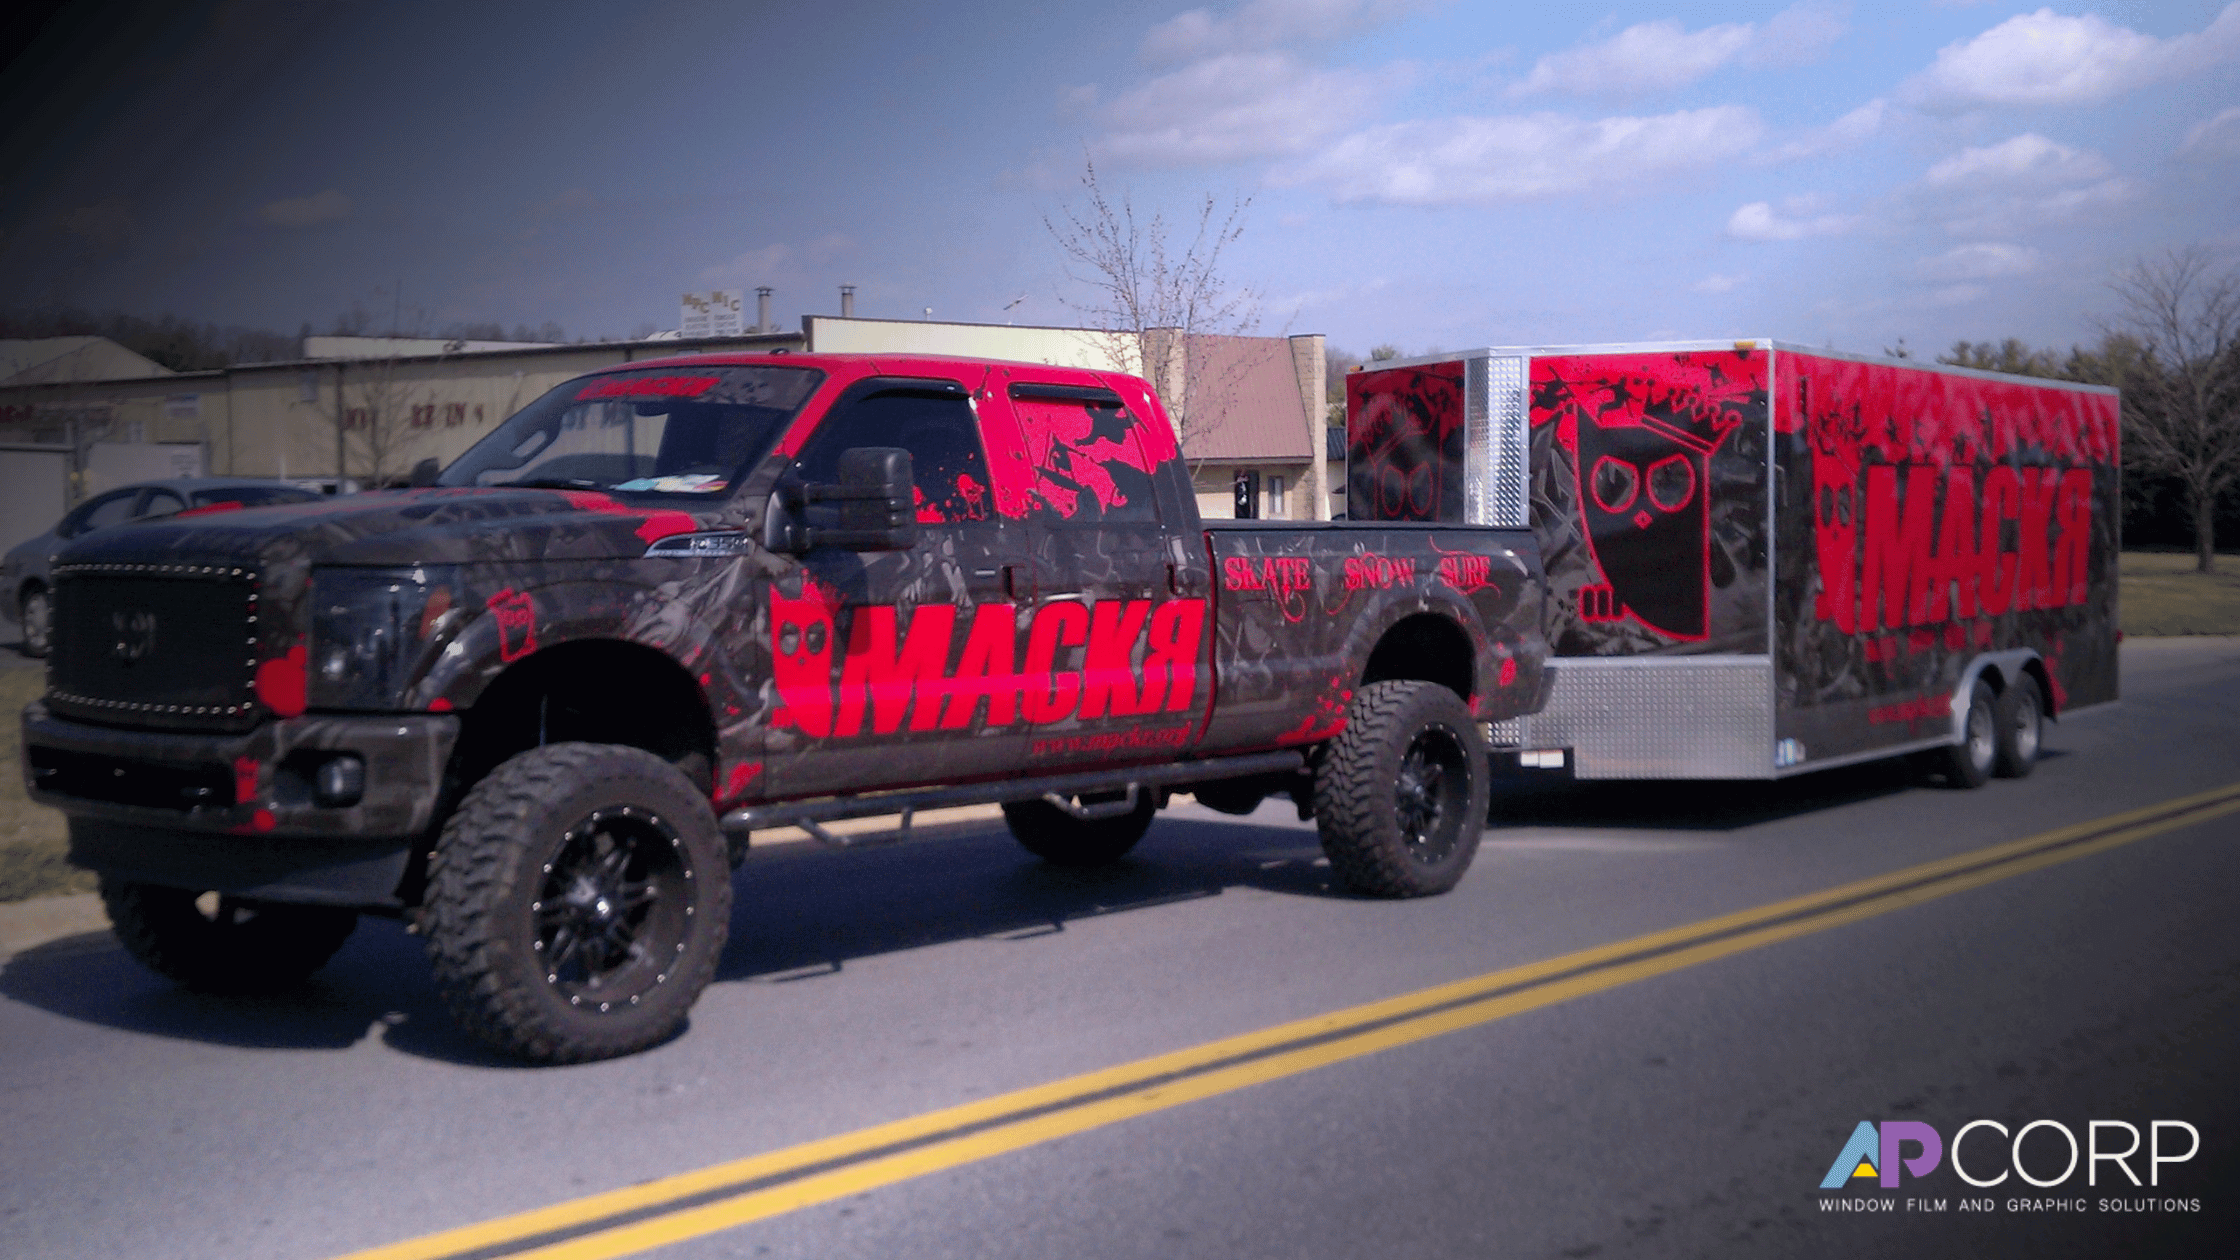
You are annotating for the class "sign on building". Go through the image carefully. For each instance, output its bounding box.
[680,291,745,338]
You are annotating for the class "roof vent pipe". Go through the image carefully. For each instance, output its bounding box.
[755,287,773,334]
[840,285,855,318]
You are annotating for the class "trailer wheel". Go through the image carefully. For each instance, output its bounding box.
[1931,680,1999,790]
[100,879,357,994]
[1994,675,2043,779]
[1003,790,1156,867]
[421,743,730,1064]
[1314,680,1489,898]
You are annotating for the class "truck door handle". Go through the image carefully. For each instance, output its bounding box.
[1004,564,1037,601]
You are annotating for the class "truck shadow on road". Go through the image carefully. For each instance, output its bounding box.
[0,809,1346,1065]
[0,758,2039,1064]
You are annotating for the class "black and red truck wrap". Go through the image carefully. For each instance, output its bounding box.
[1347,341,2118,779]
[22,352,1547,1061]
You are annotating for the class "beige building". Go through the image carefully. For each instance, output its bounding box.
[0,318,1338,519]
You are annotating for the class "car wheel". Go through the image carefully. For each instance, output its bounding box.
[421,743,731,1064]
[20,586,51,658]
[1993,675,2043,779]
[1313,679,1489,898]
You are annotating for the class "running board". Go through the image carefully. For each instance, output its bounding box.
[718,750,1307,845]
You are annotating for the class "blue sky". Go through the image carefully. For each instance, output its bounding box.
[3,0,2236,359]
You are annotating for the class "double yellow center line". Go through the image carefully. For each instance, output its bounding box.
[338,780,2240,1260]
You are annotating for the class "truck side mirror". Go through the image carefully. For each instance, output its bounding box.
[764,447,919,554]
[409,457,440,488]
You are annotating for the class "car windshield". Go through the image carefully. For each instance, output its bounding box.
[439,365,823,497]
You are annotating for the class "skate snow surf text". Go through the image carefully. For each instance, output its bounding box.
[770,592,1206,739]
[1815,464,2095,634]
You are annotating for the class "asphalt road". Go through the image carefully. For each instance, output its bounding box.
[2,639,2236,1260]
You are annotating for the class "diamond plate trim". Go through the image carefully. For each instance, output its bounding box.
[1528,658,1774,779]
[1477,355,1529,528]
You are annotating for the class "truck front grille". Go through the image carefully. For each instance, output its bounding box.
[47,564,262,732]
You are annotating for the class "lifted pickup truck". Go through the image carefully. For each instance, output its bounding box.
[23,353,1548,1062]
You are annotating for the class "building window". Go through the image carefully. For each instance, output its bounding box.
[1268,474,1286,518]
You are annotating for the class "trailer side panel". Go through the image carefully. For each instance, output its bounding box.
[1774,353,2120,767]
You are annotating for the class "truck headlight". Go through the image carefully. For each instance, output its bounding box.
[308,566,459,710]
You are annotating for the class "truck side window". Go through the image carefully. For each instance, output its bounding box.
[795,388,993,523]
[1007,392,1163,525]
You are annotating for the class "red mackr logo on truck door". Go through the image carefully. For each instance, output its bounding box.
[769,584,1206,739]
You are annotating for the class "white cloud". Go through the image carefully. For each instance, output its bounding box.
[258,189,350,228]
[1898,4,2240,114]
[1693,273,1746,293]
[1920,242,2041,280]
[1507,3,1846,98]
[1726,197,1856,240]
[1766,97,1886,161]
[1279,106,1762,203]
[2180,105,2240,159]
[1923,132,2109,188]
[1098,52,1392,165]
[1141,0,1429,65]
[1912,133,2135,235]
[699,244,790,285]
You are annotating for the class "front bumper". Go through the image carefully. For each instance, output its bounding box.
[22,702,459,907]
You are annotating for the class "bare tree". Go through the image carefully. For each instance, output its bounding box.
[2101,247,2240,572]
[1044,157,1261,453]
[334,356,432,487]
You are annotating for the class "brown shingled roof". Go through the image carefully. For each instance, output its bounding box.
[1176,334,1312,462]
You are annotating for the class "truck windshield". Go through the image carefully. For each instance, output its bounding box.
[440,365,823,497]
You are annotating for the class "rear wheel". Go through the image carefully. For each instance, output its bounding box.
[421,743,730,1064]
[19,586,50,658]
[1994,675,2043,779]
[101,879,357,993]
[1314,680,1489,898]
[1932,680,1998,790]
[1003,790,1156,867]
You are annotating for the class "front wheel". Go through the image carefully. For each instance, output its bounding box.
[19,586,50,658]
[1314,680,1490,898]
[1994,675,2043,779]
[101,879,357,993]
[421,743,731,1064]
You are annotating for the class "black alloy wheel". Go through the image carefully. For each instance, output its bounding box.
[1394,724,1471,864]
[533,806,692,1016]
[423,743,730,1064]
[1315,679,1490,898]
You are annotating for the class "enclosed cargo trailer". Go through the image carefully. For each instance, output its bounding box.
[1346,341,2119,781]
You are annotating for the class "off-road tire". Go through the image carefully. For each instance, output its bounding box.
[1932,680,1998,790]
[1314,680,1490,898]
[100,878,357,994]
[1993,675,2043,779]
[421,743,730,1064]
[19,586,51,658]
[1003,790,1156,867]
